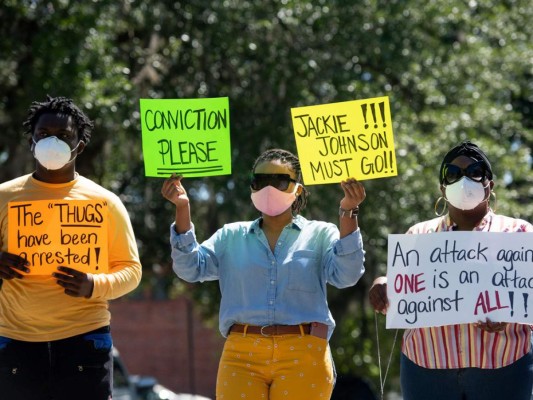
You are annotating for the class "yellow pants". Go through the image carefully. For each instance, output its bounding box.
[216,330,335,399]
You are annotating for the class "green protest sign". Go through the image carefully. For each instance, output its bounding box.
[140,97,231,177]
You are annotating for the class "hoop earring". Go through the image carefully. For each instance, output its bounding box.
[489,191,496,212]
[434,196,447,216]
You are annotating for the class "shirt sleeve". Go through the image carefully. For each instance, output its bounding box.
[91,199,142,300]
[326,226,365,288]
[169,222,220,283]
[518,219,533,232]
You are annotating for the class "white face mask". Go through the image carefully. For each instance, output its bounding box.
[32,136,80,170]
[445,177,488,210]
[251,184,299,216]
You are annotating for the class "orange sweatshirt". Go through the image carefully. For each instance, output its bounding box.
[0,174,142,341]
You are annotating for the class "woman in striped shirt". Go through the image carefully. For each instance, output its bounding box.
[369,141,533,400]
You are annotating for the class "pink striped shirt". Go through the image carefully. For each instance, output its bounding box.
[402,210,533,369]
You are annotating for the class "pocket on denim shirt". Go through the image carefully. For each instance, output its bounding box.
[287,250,320,292]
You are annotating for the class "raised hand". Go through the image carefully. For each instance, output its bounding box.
[340,178,366,210]
[161,174,189,210]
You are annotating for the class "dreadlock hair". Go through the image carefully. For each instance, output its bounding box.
[23,95,94,144]
[252,148,309,214]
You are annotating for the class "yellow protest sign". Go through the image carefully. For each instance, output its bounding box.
[8,200,109,275]
[291,96,397,184]
[140,97,232,177]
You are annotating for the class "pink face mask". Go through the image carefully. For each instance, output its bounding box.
[251,184,299,216]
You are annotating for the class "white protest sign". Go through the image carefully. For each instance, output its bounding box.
[386,232,533,329]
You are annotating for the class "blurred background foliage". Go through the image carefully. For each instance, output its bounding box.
[1,0,531,394]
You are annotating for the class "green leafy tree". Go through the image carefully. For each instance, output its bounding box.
[0,0,531,394]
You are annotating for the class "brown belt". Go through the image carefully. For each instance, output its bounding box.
[229,322,328,339]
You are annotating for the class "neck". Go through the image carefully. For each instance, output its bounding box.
[261,210,294,232]
[33,164,78,184]
[448,204,489,231]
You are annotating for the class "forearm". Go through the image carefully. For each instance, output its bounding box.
[339,207,359,238]
[170,225,219,282]
[174,204,192,234]
[91,263,142,300]
[328,230,365,287]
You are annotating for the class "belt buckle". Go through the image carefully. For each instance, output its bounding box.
[260,325,273,337]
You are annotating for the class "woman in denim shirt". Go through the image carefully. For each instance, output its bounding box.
[162,148,366,399]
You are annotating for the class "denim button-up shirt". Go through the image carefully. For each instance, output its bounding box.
[170,214,365,340]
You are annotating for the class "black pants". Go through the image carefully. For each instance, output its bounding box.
[400,350,533,400]
[0,326,113,400]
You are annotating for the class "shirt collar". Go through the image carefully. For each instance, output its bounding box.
[249,214,304,234]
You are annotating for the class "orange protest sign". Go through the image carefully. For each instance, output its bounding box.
[8,200,109,275]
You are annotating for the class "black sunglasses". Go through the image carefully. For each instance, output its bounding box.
[442,161,487,185]
[250,174,297,191]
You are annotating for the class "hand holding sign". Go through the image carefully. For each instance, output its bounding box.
[161,174,189,208]
[369,276,389,315]
[340,178,366,210]
[474,319,508,333]
[161,174,193,235]
[0,251,30,279]
[53,266,94,298]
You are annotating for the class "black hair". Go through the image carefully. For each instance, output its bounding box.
[22,95,93,144]
[252,148,309,214]
[439,140,493,184]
